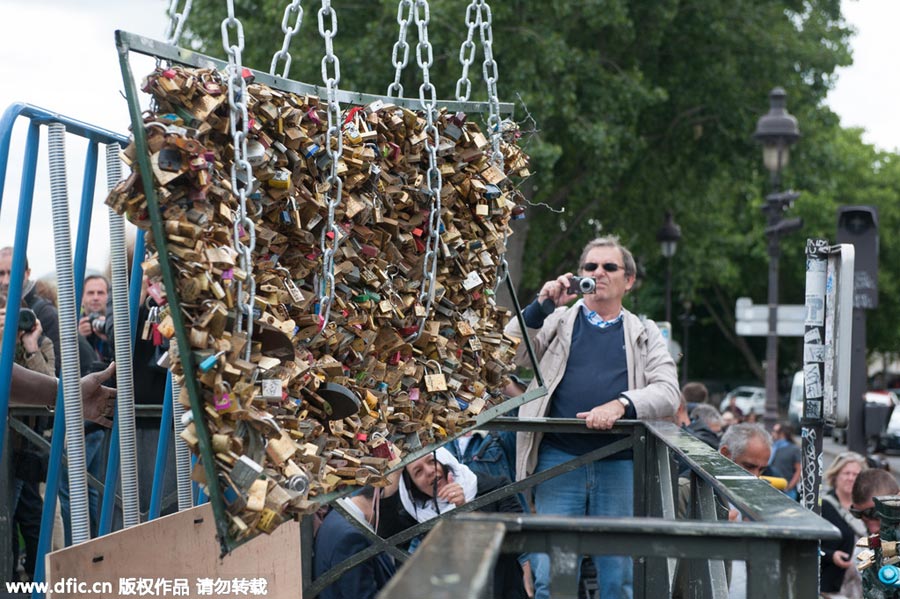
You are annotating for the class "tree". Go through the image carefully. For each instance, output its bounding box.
[172,0,899,386]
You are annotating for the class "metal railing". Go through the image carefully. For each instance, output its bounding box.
[308,418,839,599]
[0,103,190,595]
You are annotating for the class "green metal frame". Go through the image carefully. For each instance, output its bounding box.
[115,31,515,117]
[114,30,538,556]
[313,420,838,598]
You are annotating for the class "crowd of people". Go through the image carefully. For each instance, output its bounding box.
[309,236,900,599]
[1,246,170,583]
[4,235,899,599]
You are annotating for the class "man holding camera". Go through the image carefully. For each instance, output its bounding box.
[505,236,679,599]
[58,274,115,544]
[0,247,62,373]
[78,275,112,368]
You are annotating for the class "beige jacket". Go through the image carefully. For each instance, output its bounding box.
[505,301,680,480]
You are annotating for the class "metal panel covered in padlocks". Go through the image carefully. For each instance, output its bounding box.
[109,58,531,547]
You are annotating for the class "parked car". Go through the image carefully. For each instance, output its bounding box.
[879,402,900,451]
[719,386,767,416]
[831,390,897,448]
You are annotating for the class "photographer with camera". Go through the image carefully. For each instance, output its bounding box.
[0,248,62,375]
[504,236,679,599]
[1,307,54,377]
[78,275,112,368]
[58,274,116,544]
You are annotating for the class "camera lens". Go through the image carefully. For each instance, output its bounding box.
[91,315,106,335]
[18,308,36,332]
[579,277,596,294]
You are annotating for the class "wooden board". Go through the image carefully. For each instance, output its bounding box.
[46,504,301,598]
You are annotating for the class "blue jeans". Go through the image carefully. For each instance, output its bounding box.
[532,444,634,599]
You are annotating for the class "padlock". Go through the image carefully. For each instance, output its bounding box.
[198,350,227,373]
[108,63,532,527]
[158,148,183,172]
[269,168,291,189]
[230,455,264,490]
[423,360,448,393]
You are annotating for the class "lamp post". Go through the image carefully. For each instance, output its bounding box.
[656,211,681,324]
[753,87,803,428]
[679,301,695,386]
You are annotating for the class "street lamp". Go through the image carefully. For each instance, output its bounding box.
[679,301,696,386]
[656,211,681,323]
[753,87,803,428]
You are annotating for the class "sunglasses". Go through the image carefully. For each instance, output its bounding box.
[850,505,878,520]
[582,262,625,274]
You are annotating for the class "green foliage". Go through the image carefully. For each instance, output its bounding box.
[174,0,900,383]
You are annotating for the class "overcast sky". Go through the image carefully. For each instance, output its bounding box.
[0,0,895,280]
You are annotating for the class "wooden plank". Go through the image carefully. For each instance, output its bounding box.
[46,504,301,598]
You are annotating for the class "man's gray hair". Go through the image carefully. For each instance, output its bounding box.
[578,236,636,279]
[690,404,723,429]
[720,423,771,459]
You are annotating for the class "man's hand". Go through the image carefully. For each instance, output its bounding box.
[833,550,851,569]
[537,273,579,309]
[78,315,93,338]
[577,401,626,430]
[81,362,117,428]
[21,319,43,353]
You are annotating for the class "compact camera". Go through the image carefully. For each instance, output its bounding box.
[87,311,106,335]
[567,276,596,295]
[17,308,37,332]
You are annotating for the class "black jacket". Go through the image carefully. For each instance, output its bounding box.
[23,284,95,378]
[379,472,528,599]
[820,491,861,592]
[314,508,396,599]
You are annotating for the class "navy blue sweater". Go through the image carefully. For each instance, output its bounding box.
[526,302,635,457]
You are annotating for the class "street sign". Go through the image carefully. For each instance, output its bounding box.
[657,321,682,363]
[735,320,805,336]
[734,297,805,337]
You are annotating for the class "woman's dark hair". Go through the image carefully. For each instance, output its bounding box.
[402,457,456,508]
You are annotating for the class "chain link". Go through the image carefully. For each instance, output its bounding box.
[454,0,481,101]
[387,0,414,97]
[270,0,305,78]
[479,2,503,166]
[409,0,442,341]
[164,0,193,45]
[317,0,343,331]
[222,0,256,361]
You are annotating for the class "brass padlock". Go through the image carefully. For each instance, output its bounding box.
[423,360,448,393]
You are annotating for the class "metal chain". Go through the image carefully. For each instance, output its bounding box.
[270,0,304,78]
[479,1,503,167]
[454,0,481,101]
[412,0,442,340]
[387,0,414,97]
[165,0,193,45]
[476,0,508,291]
[222,0,256,360]
[318,0,343,331]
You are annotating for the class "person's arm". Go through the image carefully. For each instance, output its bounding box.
[622,318,681,419]
[505,274,574,368]
[20,320,55,377]
[10,362,58,405]
[9,361,117,427]
[788,459,802,492]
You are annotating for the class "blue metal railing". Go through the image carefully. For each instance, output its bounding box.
[0,103,180,595]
